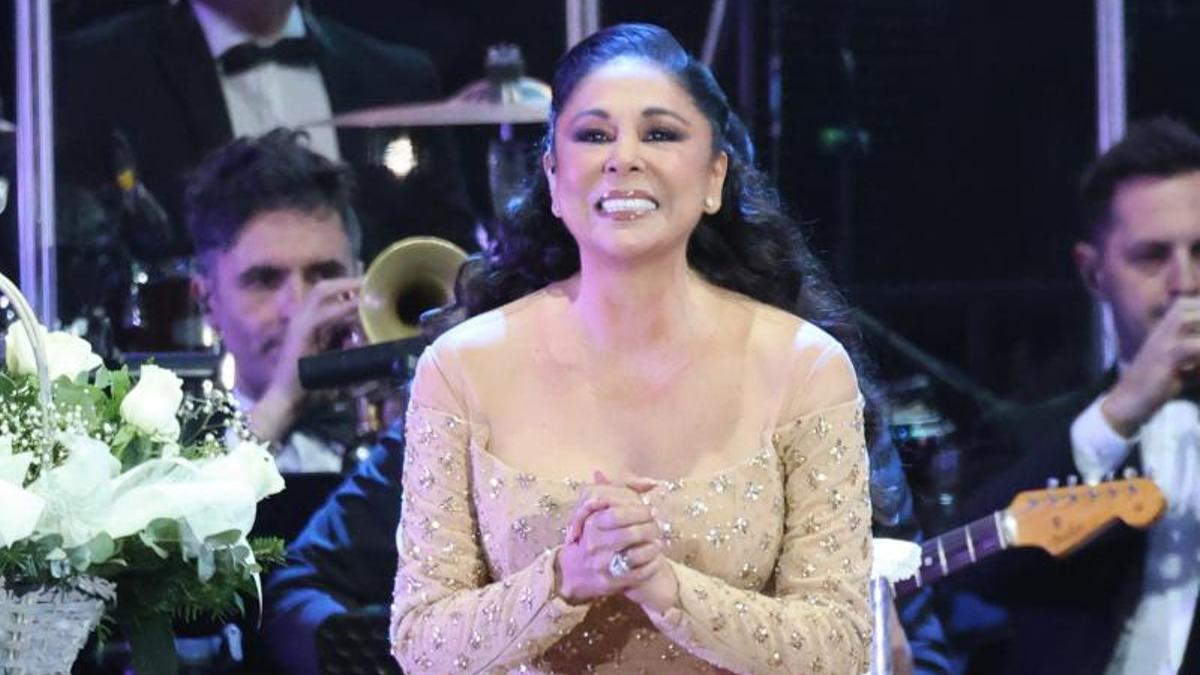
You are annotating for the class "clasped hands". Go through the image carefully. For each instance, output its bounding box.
[554,471,679,614]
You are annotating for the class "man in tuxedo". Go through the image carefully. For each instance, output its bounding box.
[951,117,1200,674]
[55,0,476,269]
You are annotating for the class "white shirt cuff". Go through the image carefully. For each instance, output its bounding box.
[1070,395,1136,484]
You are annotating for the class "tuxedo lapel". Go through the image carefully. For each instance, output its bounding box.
[149,2,233,156]
[301,11,370,176]
[303,11,354,112]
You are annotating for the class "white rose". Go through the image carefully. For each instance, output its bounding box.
[119,364,184,440]
[0,481,44,547]
[200,440,285,502]
[0,446,33,486]
[4,319,102,381]
[0,437,41,543]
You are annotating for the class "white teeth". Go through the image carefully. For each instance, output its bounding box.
[600,198,657,214]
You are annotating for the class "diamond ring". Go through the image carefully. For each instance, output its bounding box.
[608,551,632,578]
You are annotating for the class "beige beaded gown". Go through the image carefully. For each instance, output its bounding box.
[390,287,873,674]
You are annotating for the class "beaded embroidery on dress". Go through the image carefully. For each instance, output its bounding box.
[391,397,871,674]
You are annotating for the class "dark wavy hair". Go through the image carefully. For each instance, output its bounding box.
[185,128,361,276]
[464,24,851,333]
[456,23,906,525]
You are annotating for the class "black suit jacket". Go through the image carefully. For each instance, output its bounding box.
[55,2,476,267]
[948,375,1160,675]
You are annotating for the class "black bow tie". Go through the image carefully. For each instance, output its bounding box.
[218,36,318,76]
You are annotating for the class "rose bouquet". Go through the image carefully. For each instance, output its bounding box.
[0,317,286,674]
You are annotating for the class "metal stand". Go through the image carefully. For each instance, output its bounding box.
[1092,0,1126,375]
[565,0,600,50]
[868,576,894,675]
[14,0,57,325]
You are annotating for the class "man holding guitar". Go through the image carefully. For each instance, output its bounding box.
[951,118,1200,675]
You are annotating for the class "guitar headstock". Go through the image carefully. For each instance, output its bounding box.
[1006,477,1165,557]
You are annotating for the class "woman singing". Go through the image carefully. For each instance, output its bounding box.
[391,23,872,673]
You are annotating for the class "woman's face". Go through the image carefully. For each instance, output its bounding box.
[545,58,728,265]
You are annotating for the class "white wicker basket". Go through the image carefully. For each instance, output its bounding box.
[0,273,114,674]
[0,577,114,675]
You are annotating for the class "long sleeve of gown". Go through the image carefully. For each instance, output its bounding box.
[646,344,874,674]
[389,348,592,673]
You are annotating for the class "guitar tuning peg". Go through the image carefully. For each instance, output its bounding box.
[1046,477,1060,488]
[1123,467,1139,479]
[1067,475,1079,487]
[1104,471,1115,482]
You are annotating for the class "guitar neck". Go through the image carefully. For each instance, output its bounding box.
[893,510,1010,598]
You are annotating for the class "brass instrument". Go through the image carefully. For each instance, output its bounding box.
[358,236,468,342]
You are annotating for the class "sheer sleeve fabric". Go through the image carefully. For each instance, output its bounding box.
[389,346,591,673]
[647,342,874,674]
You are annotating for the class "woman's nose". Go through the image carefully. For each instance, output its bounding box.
[603,138,643,174]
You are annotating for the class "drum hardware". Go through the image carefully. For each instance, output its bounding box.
[120,257,211,353]
[885,374,961,534]
[308,44,546,223]
[310,44,550,130]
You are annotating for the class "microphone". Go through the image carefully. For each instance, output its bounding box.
[298,337,427,390]
[111,130,173,259]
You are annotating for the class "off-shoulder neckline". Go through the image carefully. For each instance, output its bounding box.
[406,397,861,487]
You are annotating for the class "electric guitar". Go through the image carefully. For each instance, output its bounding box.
[893,477,1166,597]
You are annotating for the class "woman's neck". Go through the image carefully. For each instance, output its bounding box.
[568,252,713,354]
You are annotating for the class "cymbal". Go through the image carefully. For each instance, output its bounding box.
[314,74,551,129]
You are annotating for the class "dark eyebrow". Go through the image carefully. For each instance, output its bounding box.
[569,108,610,125]
[306,260,350,278]
[567,107,692,126]
[235,263,284,287]
[643,107,691,126]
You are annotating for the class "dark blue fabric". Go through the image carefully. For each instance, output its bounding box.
[261,428,405,675]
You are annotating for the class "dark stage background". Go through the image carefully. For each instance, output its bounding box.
[3,0,1200,436]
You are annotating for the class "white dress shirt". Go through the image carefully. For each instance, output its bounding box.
[1072,395,1200,675]
[190,1,341,161]
[230,390,344,474]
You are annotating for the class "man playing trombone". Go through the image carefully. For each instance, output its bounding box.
[186,128,363,473]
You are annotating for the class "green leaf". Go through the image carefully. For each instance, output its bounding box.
[0,372,17,396]
[93,366,112,391]
[109,426,135,464]
[73,532,116,568]
[116,596,179,675]
[109,366,132,403]
[119,435,153,471]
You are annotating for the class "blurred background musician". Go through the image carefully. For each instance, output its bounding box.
[185,128,363,474]
[53,0,476,339]
[947,118,1200,675]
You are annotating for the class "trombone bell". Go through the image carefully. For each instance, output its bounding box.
[359,236,468,342]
